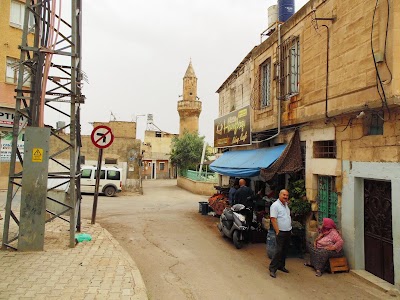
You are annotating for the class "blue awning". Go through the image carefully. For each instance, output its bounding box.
[209,144,287,177]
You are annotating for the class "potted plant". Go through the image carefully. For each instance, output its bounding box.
[288,179,311,222]
[287,178,310,257]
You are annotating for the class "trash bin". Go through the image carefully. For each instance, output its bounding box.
[198,201,208,213]
[201,202,209,215]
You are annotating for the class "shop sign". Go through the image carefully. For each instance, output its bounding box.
[0,107,26,128]
[0,132,24,162]
[214,106,251,148]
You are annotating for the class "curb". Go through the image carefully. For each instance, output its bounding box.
[102,228,148,299]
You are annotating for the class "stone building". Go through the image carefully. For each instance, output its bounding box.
[141,130,178,180]
[213,0,399,288]
[0,0,34,189]
[177,61,202,136]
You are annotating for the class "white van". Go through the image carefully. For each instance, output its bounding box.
[80,165,122,197]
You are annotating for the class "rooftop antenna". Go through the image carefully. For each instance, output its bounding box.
[110,111,117,121]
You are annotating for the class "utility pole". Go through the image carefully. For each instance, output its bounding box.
[2,0,84,251]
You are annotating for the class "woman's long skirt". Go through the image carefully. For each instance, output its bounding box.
[307,242,344,272]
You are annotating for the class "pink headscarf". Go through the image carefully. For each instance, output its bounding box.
[321,218,336,234]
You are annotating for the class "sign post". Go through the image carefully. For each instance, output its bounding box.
[90,125,114,224]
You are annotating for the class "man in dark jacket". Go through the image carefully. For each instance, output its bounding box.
[234,178,254,207]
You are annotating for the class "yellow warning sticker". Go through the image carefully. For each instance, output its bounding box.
[32,148,43,162]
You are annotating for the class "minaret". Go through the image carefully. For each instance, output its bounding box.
[177,60,202,136]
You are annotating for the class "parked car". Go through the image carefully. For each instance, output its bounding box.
[80,165,122,197]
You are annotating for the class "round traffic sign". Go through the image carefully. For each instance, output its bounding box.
[91,125,114,149]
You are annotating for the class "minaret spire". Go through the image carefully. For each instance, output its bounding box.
[184,60,196,78]
[177,60,202,136]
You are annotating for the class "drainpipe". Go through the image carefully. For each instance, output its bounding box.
[322,24,330,119]
[253,23,282,144]
[314,16,336,119]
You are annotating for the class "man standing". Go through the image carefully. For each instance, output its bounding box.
[234,179,254,208]
[269,189,292,278]
[228,179,239,206]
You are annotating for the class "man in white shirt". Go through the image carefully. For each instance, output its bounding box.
[269,189,292,278]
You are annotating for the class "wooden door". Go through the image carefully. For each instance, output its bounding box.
[364,179,394,284]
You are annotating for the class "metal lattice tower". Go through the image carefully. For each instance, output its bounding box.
[1,0,84,250]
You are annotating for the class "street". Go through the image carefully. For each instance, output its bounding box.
[80,179,391,300]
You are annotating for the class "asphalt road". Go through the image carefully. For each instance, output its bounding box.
[77,180,391,299]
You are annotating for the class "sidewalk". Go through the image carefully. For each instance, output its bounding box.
[0,216,148,300]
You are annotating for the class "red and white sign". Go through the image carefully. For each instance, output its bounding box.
[0,107,26,128]
[91,125,114,149]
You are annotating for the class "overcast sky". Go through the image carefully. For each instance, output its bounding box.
[80,0,308,144]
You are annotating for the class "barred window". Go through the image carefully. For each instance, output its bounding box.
[313,140,336,158]
[289,39,300,94]
[261,59,271,107]
[279,36,300,99]
[317,176,338,224]
[365,112,384,135]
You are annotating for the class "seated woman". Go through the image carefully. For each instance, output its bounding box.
[305,218,344,276]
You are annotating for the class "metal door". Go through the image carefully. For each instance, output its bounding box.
[364,179,394,284]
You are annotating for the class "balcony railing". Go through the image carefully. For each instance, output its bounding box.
[181,169,218,183]
[177,100,202,111]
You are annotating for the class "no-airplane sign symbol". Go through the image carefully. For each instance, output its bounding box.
[91,125,114,149]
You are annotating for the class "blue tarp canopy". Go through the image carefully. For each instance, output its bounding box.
[209,144,287,177]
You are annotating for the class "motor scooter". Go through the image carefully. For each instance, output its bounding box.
[217,203,252,249]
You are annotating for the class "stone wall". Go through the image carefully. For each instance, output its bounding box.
[48,132,141,192]
[217,52,253,117]
[93,121,136,139]
[177,176,217,196]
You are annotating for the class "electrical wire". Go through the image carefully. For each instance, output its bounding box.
[336,116,355,133]
[382,0,392,84]
[371,0,391,120]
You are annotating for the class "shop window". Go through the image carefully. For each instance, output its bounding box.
[159,162,165,171]
[313,140,336,159]
[317,176,338,224]
[279,36,300,99]
[6,57,31,87]
[364,112,384,136]
[10,1,34,29]
[260,58,271,108]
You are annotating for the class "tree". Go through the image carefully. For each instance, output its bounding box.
[170,132,208,172]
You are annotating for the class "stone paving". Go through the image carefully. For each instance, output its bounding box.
[0,216,148,300]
